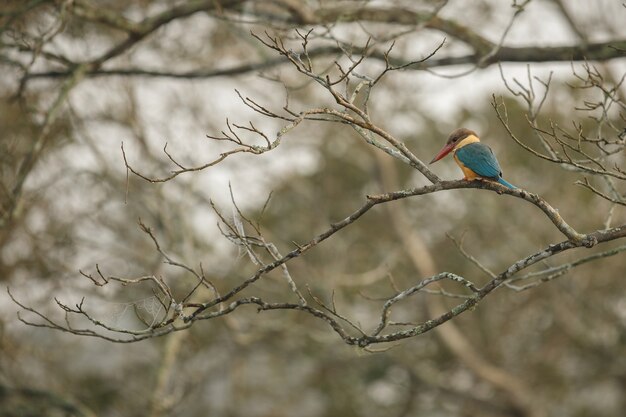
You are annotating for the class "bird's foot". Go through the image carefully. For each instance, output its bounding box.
[467,177,505,194]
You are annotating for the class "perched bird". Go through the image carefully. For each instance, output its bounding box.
[430,128,516,189]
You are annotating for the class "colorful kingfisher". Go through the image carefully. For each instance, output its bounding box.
[430,128,516,189]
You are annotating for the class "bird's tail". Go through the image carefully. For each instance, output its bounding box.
[497,177,516,189]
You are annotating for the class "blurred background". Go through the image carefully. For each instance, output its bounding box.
[1,1,626,416]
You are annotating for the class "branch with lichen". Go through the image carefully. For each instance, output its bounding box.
[8,27,626,346]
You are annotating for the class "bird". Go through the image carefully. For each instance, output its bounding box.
[429,128,516,189]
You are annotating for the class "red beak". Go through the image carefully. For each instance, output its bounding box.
[430,143,454,164]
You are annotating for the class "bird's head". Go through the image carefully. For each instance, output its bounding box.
[430,128,479,164]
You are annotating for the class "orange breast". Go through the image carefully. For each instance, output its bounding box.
[453,153,479,180]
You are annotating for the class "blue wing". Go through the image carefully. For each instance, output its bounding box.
[455,142,502,179]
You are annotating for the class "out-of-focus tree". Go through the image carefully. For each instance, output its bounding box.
[2,1,626,416]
